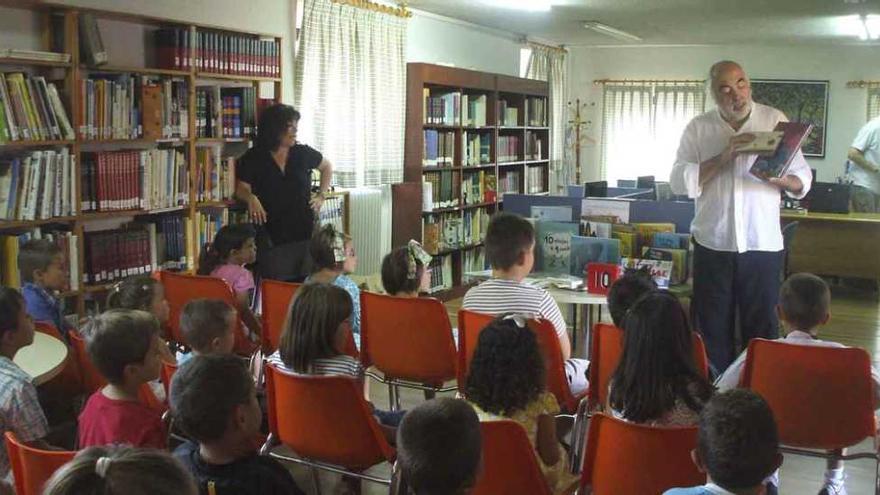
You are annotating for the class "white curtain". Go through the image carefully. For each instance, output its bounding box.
[868,87,880,120]
[294,0,406,187]
[525,45,568,193]
[600,82,705,185]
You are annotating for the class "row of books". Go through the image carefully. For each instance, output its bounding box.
[422,212,462,254]
[426,254,453,293]
[318,194,345,234]
[196,210,225,254]
[462,131,492,166]
[497,100,519,127]
[422,89,490,127]
[462,207,490,246]
[462,170,496,205]
[80,149,188,212]
[0,149,76,221]
[0,73,74,142]
[526,97,548,127]
[195,86,257,139]
[422,130,454,167]
[78,75,188,140]
[526,165,547,194]
[196,147,235,203]
[155,28,281,78]
[497,135,521,163]
[0,229,79,290]
[461,247,487,283]
[499,170,521,195]
[422,170,461,210]
[525,131,545,161]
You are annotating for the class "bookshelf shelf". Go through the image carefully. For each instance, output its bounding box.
[0,140,76,148]
[79,138,187,146]
[195,71,281,82]
[0,57,71,68]
[80,65,190,77]
[423,166,463,172]
[0,216,78,230]
[527,126,550,130]
[525,159,549,164]
[196,201,236,209]
[78,206,188,221]
[196,138,251,145]
[498,161,525,167]
[462,163,496,170]
[422,124,458,130]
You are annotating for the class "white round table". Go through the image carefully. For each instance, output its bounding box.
[14,332,69,386]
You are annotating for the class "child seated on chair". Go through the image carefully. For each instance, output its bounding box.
[306,224,361,348]
[664,389,782,495]
[397,398,481,495]
[19,239,73,337]
[607,266,656,328]
[198,223,262,345]
[77,309,167,449]
[176,299,237,365]
[381,240,433,298]
[43,445,197,495]
[607,291,713,426]
[716,272,880,495]
[462,212,589,395]
[465,315,578,494]
[170,355,304,495]
[264,282,404,429]
[0,287,54,488]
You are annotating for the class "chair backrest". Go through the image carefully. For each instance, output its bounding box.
[34,322,82,394]
[160,361,179,398]
[260,279,301,353]
[457,309,495,391]
[580,413,702,494]
[741,338,876,449]
[589,324,709,410]
[264,364,394,470]
[360,292,456,384]
[528,318,581,412]
[471,420,553,495]
[5,431,75,495]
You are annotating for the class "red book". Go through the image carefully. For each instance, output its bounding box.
[96,154,106,211]
[586,263,621,296]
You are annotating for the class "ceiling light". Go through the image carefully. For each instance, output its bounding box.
[583,21,642,42]
[864,14,880,40]
[859,14,871,40]
[479,0,559,12]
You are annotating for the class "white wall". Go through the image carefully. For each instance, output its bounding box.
[570,44,877,183]
[406,11,522,77]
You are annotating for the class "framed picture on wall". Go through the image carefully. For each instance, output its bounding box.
[750,79,829,158]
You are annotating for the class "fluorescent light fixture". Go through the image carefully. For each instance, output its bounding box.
[864,14,880,40]
[479,0,559,12]
[583,21,642,42]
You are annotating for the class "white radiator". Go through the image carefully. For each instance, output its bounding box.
[346,185,392,277]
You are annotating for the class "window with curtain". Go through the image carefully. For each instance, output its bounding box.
[600,82,705,184]
[868,87,880,120]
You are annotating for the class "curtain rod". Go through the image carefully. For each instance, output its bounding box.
[594,78,705,85]
[847,80,880,88]
[525,39,567,54]
[330,0,412,18]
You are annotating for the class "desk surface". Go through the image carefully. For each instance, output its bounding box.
[781,210,880,224]
[14,332,68,386]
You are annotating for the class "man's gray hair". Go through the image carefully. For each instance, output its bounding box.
[707,60,746,100]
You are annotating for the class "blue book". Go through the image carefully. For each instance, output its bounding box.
[653,232,690,250]
[535,221,578,275]
[570,236,620,278]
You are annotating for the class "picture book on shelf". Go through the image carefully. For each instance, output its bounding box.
[530,205,572,222]
[652,232,691,250]
[570,236,620,278]
[535,221,578,275]
[632,222,676,253]
[621,257,673,289]
[642,247,688,285]
[749,121,813,180]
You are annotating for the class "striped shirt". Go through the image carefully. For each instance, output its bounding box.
[0,357,49,480]
[462,278,567,341]
[265,350,364,379]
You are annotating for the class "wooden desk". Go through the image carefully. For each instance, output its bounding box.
[781,211,880,281]
[14,332,68,386]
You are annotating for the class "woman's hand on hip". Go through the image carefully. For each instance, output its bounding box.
[248,195,268,224]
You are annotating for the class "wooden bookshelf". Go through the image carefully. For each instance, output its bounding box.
[0,2,283,315]
[394,63,550,299]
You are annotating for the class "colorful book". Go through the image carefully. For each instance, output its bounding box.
[535,221,578,275]
[642,247,688,285]
[652,232,691,250]
[633,222,676,253]
[750,122,813,180]
[571,236,620,278]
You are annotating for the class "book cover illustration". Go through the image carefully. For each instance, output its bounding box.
[621,257,673,289]
[535,221,578,275]
[735,131,783,155]
[571,236,620,278]
[633,222,675,253]
[750,122,813,180]
[642,247,688,285]
[652,232,691,250]
[530,205,573,222]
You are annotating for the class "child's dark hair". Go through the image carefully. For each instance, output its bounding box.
[485,213,534,271]
[0,287,24,337]
[85,309,159,385]
[279,283,353,373]
[18,238,61,283]
[609,291,713,423]
[607,266,657,327]
[381,247,422,296]
[397,398,482,495]
[779,272,830,331]
[309,223,350,272]
[42,445,196,495]
[106,275,160,312]
[697,389,779,490]
[465,315,545,415]
[169,354,254,444]
[197,223,256,276]
[179,299,236,352]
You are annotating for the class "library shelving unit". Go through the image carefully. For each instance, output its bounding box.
[0,1,282,316]
[395,63,550,300]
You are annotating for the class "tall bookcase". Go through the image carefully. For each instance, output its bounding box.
[0,2,282,316]
[395,63,550,300]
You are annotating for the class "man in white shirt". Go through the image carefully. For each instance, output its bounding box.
[846,117,880,212]
[670,61,812,373]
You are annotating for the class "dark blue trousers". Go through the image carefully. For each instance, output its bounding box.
[692,242,783,374]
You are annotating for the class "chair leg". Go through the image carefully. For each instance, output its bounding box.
[387,383,397,411]
[423,389,436,400]
[310,466,322,495]
[875,457,879,495]
[393,385,401,411]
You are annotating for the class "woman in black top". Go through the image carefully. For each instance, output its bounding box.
[235,104,333,281]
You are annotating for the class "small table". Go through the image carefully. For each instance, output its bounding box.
[14,332,68,386]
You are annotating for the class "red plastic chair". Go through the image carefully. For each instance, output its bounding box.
[260,279,301,353]
[260,364,396,490]
[5,431,75,495]
[580,413,702,494]
[160,361,179,398]
[360,292,457,409]
[160,271,257,356]
[456,309,494,392]
[741,338,880,493]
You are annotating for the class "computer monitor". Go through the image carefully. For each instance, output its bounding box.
[636,175,655,190]
[617,179,636,188]
[584,181,608,197]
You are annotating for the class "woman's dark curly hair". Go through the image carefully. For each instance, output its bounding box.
[464,316,545,415]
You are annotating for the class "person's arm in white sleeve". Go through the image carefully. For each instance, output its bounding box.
[772,150,812,200]
[670,121,703,198]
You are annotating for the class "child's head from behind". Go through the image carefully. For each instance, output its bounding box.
[279,282,353,373]
[106,275,169,324]
[397,398,482,495]
[778,273,830,334]
[197,223,257,276]
[381,240,432,296]
[607,266,656,327]
[169,355,261,451]
[0,287,34,353]
[485,213,534,274]
[310,224,355,274]
[85,309,162,386]
[18,239,66,290]
[180,299,236,355]
[42,445,196,495]
[465,314,544,415]
[695,389,781,491]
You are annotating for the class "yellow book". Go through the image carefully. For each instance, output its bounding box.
[633,222,676,253]
[1,236,20,288]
